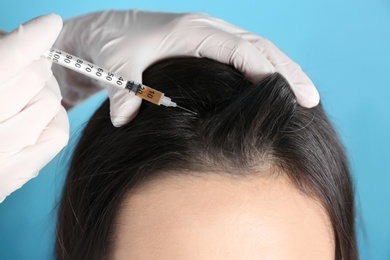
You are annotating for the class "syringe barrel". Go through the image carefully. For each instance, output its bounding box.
[41,48,131,91]
[41,47,176,107]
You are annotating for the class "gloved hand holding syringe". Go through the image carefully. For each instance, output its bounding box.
[41,48,196,114]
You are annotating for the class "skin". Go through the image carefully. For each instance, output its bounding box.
[111,170,335,260]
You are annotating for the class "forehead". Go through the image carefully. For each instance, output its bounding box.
[111,172,334,260]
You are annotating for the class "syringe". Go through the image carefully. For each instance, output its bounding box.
[41,47,195,114]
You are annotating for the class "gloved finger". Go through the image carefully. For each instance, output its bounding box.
[182,14,320,107]
[194,29,275,81]
[244,35,320,107]
[0,83,62,152]
[185,13,252,37]
[95,62,142,127]
[0,59,53,122]
[0,13,62,84]
[106,84,142,127]
[159,22,274,83]
[0,106,69,201]
[165,14,274,81]
[275,59,319,108]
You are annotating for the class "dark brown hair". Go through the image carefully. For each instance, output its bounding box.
[56,58,357,259]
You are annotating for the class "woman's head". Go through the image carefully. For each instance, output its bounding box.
[56,58,357,259]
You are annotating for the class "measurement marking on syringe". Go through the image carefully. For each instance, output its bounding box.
[41,47,191,111]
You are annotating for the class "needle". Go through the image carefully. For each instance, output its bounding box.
[176,105,197,115]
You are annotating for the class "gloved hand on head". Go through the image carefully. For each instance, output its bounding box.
[0,14,69,202]
[54,10,320,127]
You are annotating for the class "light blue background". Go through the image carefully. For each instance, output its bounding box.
[0,0,389,259]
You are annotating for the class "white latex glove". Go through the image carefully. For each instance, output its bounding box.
[54,10,320,127]
[0,14,69,202]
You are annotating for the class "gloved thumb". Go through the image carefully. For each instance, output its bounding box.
[0,14,63,84]
[106,69,143,127]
